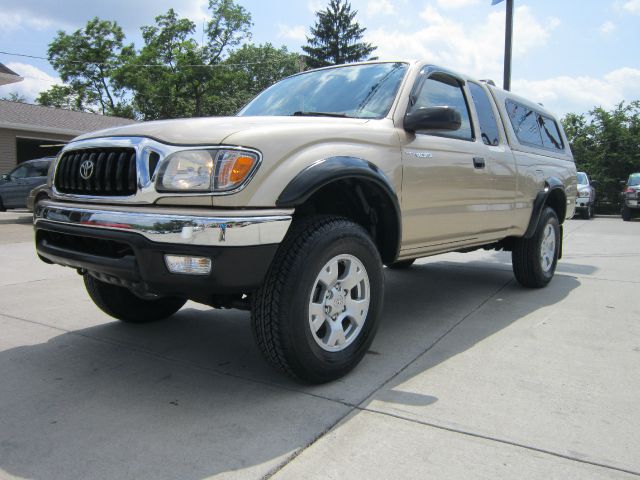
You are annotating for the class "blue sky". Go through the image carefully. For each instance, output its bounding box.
[1,0,639,117]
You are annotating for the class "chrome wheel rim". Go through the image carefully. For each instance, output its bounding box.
[540,224,556,273]
[308,254,370,352]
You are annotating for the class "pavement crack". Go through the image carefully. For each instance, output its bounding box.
[357,407,640,477]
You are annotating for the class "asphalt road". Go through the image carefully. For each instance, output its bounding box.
[1,211,639,479]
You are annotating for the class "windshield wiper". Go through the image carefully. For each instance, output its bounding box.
[292,111,351,118]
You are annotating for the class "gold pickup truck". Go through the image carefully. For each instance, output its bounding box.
[34,60,577,383]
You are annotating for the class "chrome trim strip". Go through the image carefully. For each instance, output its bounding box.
[35,201,292,247]
[51,137,262,205]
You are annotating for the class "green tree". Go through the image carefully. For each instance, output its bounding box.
[114,9,200,120]
[302,0,376,69]
[562,101,640,212]
[115,0,252,119]
[1,92,27,102]
[37,85,87,110]
[217,43,301,114]
[42,18,133,117]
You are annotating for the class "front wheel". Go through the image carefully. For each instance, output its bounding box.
[83,274,186,323]
[512,207,560,288]
[252,216,384,383]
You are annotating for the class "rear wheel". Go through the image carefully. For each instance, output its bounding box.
[388,259,415,270]
[252,216,384,383]
[512,207,560,288]
[83,274,186,323]
[622,205,632,221]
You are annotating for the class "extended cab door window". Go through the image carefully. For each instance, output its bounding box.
[538,114,564,150]
[408,74,473,141]
[468,82,500,146]
[506,100,543,146]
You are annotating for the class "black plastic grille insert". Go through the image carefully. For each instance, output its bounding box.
[55,148,137,196]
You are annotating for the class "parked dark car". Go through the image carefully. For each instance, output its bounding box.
[575,171,596,219]
[621,173,640,221]
[0,157,53,211]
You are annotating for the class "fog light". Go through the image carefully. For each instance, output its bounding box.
[164,255,211,275]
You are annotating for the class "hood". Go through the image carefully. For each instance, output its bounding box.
[74,116,370,145]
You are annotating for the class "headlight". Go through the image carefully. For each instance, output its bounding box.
[578,190,590,197]
[157,149,260,193]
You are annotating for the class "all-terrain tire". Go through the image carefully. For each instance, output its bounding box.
[512,207,560,288]
[251,215,384,383]
[84,274,186,323]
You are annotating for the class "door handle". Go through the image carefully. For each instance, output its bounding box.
[473,157,485,169]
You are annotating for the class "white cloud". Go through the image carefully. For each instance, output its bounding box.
[277,24,307,42]
[435,0,480,9]
[0,0,212,34]
[366,5,560,81]
[0,10,54,33]
[0,62,62,102]
[367,0,395,16]
[622,0,640,14]
[599,21,616,34]
[513,67,640,116]
[307,0,324,13]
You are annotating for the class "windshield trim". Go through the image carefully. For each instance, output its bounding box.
[238,61,410,120]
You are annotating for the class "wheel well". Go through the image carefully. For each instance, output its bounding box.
[293,179,400,264]
[546,188,567,223]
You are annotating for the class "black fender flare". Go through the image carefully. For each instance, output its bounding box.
[276,156,402,262]
[524,177,566,239]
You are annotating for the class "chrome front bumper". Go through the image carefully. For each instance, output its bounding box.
[34,201,293,247]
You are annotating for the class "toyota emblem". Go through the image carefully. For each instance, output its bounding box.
[79,160,95,180]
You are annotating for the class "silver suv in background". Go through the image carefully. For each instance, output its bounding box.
[622,173,640,221]
[575,171,596,219]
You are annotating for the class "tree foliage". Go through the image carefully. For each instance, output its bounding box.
[302,0,376,69]
[562,101,640,212]
[44,18,133,117]
[35,0,373,119]
[1,92,28,103]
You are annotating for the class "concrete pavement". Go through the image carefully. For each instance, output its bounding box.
[0,211,638,479]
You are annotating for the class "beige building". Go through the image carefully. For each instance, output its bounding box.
[0,99,135,174]
[1,61,135,173]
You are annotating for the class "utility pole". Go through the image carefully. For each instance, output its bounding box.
[503,0,514,91]
[492,0,514,91]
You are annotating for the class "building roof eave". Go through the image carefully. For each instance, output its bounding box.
[0,121,82,138]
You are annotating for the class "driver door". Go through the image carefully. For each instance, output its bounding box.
[400,70,495,251]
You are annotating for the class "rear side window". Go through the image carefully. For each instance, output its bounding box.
[506,100,542,146]
[538,114,564,150]
[506,100,564,151]
[410,74,473,141]
[468,82,500,146]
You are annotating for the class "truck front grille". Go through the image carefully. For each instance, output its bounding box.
[55,148,137,196]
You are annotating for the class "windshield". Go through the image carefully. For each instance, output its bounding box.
[577,173,588,185]
[238,62,408,119]
[629,173,640,186]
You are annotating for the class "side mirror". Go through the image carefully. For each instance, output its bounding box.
[590,180,599,188]
[1,174,10,182]
[619,180,627,188]
[404,107,462,133]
